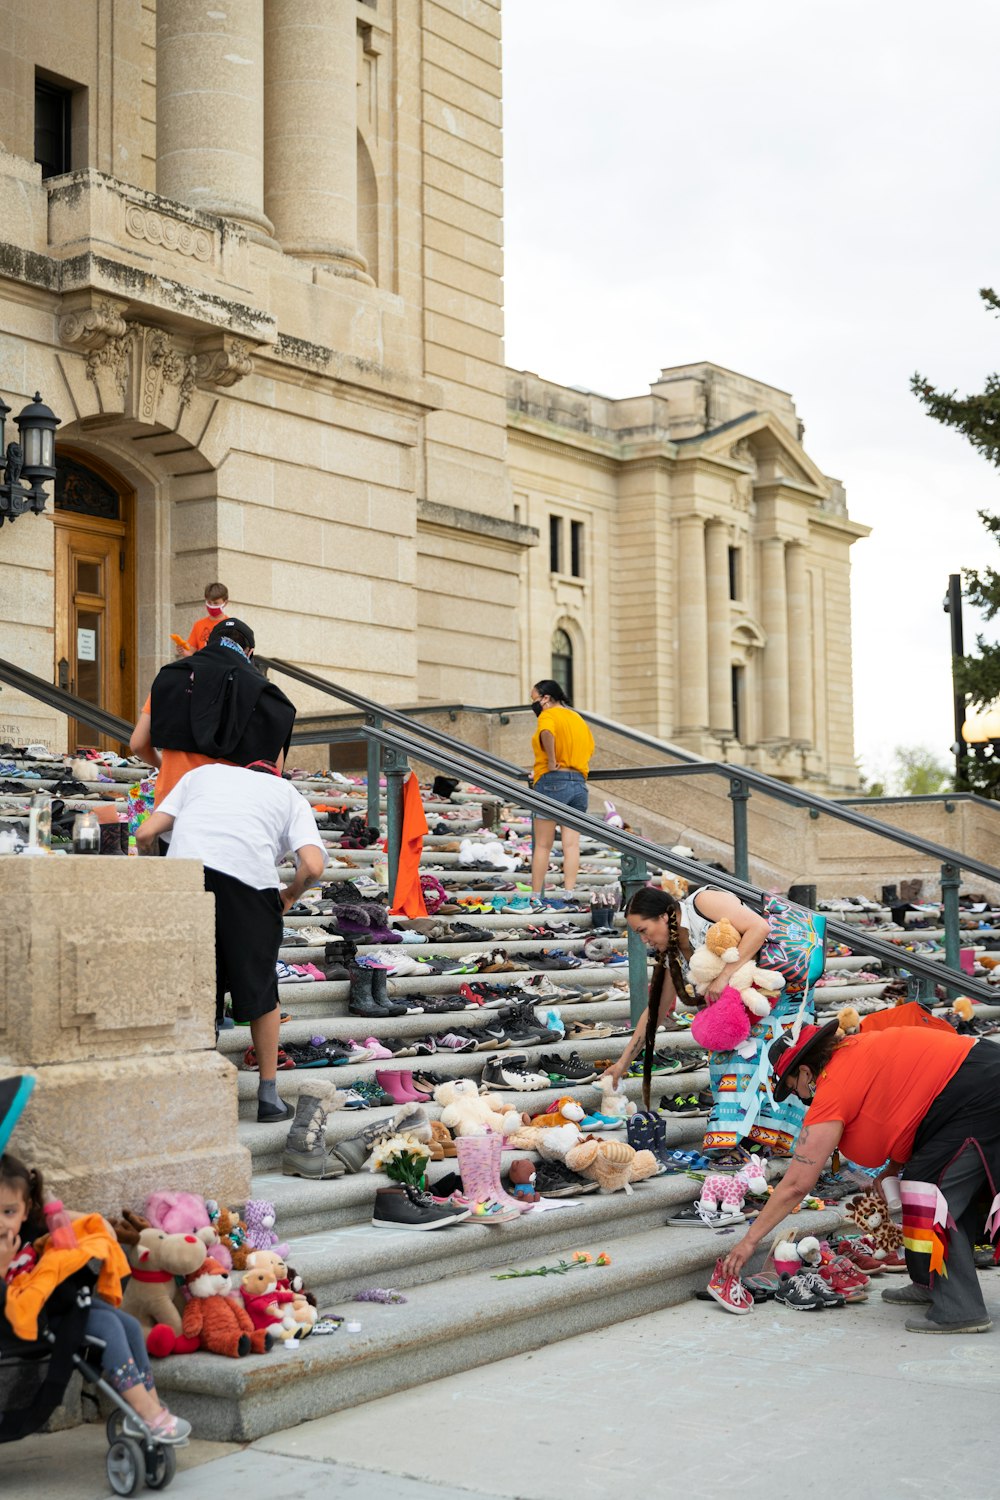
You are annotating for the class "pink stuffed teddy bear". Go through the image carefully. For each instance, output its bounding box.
[145,1190,231,1271]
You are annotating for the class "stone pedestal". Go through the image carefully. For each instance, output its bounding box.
[0,858,250,1216]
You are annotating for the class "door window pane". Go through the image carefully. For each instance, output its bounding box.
[76,559,101,595]
[76,609,101,704]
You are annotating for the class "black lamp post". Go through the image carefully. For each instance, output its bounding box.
[0,391,60,526]
[943,572,967,782]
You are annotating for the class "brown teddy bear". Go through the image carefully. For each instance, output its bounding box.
[565,1138,659,1194]
[244,1249,317,1334]
[181,1257,272,1357]
[507,1159,539,1202]
[213,1206,250,1271]
[239,1265,298,1341]
[112,1210,207,1357]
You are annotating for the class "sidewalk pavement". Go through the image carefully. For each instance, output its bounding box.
[7,1276,998,1500]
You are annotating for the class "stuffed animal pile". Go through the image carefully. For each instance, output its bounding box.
[112,1192,320,1359]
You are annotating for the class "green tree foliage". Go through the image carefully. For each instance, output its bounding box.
[912,288,1000,796]
[859,748,949,798]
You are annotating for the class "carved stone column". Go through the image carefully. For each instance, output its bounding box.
[263,0,370,278]
[760,536,790,740]
[786,541,813,745]
[156,0,276,245]
[705,520,732,735]
[676,514,709,733]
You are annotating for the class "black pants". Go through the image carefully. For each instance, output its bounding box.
[903,1043,1000,1321]
[204,867,281,1026]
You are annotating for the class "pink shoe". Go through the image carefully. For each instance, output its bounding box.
[399,1070,430,1101]
[487,1131,532,1213]
[358,1037,393,1060]
[375,1069,416,1105]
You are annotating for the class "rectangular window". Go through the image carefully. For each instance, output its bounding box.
[570,520,584,578]
[728,546,741,601]
[731,665,744,742]
[35,80,73,179]
[549,514,562,573]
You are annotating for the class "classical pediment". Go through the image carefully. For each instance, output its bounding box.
[683,411,828,496]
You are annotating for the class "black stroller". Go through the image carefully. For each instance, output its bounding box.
[0,1257,179,1495]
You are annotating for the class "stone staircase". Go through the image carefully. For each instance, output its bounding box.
[1,755,992,1439]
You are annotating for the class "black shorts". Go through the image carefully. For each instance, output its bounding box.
[204,867,281,1025]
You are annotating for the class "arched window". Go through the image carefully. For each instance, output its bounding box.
[551,627,574,704]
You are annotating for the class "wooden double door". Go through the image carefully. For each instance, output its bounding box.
[53,451,135,751]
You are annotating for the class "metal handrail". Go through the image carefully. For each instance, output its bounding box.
[364,718,998,1013]
[0,658,133,743]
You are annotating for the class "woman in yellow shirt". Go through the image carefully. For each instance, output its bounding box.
[528,679,595,901]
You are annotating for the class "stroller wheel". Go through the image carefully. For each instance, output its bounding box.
[107,1436,145,1495]
[145,1444,177,1491]
[106,1410,126,1444]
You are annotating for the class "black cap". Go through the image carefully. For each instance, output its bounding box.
[209,617,255,650]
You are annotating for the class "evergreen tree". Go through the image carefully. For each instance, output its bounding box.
[912,289,1000,796]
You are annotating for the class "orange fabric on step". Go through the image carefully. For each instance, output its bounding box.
[4,1215,131,1342]
[388,773,429,919]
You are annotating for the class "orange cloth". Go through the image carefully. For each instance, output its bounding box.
[186,615,217,653]
[141,693,232,807]
[804,1029,976,1168]
[388,772,429,919]
[857,1001,955,1036]
[4,1215,131,1342]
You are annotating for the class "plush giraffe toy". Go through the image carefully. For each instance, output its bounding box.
[698,1155,769,1217]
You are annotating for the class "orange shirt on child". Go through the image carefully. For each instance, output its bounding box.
[186,615,218,653]
[803,1028,975,1167]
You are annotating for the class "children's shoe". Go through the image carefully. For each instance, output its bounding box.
[774,1272,826,1310]
[706,1257,754,1315]
[578,1111,625,1132]
[123,1408,192,1445]
[665,1202,744,1228]
[658,1093,704,1116]
[798,1268,846,1307]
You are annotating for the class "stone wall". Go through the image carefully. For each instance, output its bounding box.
[1,857,249,1216]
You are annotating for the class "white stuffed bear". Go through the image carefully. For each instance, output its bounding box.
[597,1074,636,1121]
[687,918,784,1020]
[433,1078,524,1137]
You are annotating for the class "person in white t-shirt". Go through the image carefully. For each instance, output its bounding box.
[137,760,325,1122]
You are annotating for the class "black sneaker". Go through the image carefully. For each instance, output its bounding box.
[256,1098,294,1124]
[664,1202,745,1228]
[534,1161,599,1197]
[371,1185,471,1230]
[797,1270,846,1308]
[659,1093,704,1117]
[411,1069,448,1094]
[539,1052,598,1084]
[774,1272,827,1310]
[480,1054,548,1091]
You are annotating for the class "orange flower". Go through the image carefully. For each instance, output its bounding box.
[596,1252,612,1266]
[572,1251,593,1264]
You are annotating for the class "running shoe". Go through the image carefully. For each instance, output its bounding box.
[706,1257,754,1315]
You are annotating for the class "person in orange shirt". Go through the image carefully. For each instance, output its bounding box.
[173,581,229,657]
[720,1022,999,1335]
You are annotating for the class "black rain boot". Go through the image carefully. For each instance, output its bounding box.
[369,966,407,1015]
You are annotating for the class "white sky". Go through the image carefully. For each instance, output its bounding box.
[501,0,1000,782]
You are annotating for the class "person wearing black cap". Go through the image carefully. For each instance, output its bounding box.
[720,1020,1000,1334]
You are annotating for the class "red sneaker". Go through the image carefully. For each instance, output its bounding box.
[833,1236,885,1275]
[874,1248,908,1273]
[706,1258,754,1316]
[819,1258,869,1302]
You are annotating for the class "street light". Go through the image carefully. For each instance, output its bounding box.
[962,703,1000,759]
[0,391,61,527]
[944,573,966,781]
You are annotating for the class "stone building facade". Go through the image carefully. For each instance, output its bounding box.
[509,364,868,791]
[0,0,866,790]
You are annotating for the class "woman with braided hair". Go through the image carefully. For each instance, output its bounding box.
[602,885,770,1153]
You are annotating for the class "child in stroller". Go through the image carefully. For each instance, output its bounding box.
[0,1150,188,1494]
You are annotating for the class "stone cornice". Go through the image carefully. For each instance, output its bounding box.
[417,500,539,550]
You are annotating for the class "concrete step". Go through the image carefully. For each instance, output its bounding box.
[252,1122,707,1238]
[811,981,889,1002]
[153,1207,842,1442]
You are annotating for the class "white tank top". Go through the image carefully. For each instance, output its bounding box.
[679,890,714,951]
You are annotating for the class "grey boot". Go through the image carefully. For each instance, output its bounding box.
[331,1104,430,1174]
[281,1082,347,1179]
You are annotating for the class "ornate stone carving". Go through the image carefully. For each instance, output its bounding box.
[145,329,197,414]
[124,203,214,262]
[86,333,132,401]
[194,338,255,389]
[58,300,128,354]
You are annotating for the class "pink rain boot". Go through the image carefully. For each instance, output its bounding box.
[375,1069,418,1106]
[454,1136,519,1222]
[488,1130,533,1213]
[400,1070,431,1102]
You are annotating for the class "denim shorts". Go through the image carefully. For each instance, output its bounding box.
[532,769,589,815]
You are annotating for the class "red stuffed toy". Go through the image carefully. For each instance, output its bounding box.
[181,1257,272,1357]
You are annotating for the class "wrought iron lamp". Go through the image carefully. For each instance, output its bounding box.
[0,391,60,526]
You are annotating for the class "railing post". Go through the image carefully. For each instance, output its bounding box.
[620,850,650,1027]
[941,860,962,981]
[365,713,382,835]
[383,744,408,905]
[729,776,750,882]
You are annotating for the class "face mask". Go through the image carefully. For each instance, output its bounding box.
[206,603,225,616]
[531,701,544,717]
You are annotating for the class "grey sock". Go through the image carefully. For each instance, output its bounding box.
[258,1077,279,1108]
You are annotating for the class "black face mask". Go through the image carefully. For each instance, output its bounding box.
[531,701,544,717]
